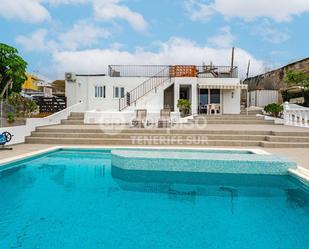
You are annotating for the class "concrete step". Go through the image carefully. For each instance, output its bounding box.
[67,116,84,120]
[241,110,263,114]
[26,136,309,148]
[36,127,272,135]
[61,120,84,125]
[266,136,309,143]
[271,131,309,136]
[193,115,264,120]
[30,132,267,141]
[25,136,262,146]
[261,141,309,148]
[190,120,274,125]
[70,112,85,117]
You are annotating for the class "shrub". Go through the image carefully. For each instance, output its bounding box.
[177,99,191,117]
[8,93,38,117]
[8,92,24,116]
[264,103,283,117]
[23,98,38,117]
[7,112,15,124]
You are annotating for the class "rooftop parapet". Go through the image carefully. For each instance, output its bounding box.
[108,65,238,78]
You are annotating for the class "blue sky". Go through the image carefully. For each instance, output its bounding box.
[0,0,309,80]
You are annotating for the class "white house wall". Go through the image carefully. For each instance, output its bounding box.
[222,89,241,114]
[174,77,198,114]
[66,76,149,111]
[66,74,242,115]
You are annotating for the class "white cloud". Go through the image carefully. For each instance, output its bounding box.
[52,37,264,78]
[253,22,289,44]
[94,0,148,31]
[0,0,50,23]
[207,26,235,48]
[184,0,214,21]
[16,29,56,51]
[45,0,89,4]
[184,0,309,22]
[58,20,110,50]
[16,20,109,52]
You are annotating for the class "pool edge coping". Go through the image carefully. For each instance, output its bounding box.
[1,145,308,182]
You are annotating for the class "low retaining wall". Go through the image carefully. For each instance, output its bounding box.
[0,102,84,145]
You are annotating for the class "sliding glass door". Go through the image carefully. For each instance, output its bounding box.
[198,88,221,114]
[210,89,220,104]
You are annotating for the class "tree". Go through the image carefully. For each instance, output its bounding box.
[284,70,309,88]
[0,43,27,98]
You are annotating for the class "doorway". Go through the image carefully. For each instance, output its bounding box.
[163,84,174,111]
[198,88,221,114]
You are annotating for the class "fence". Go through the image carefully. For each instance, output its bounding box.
[0,101,26,128]
[108,65,168,77]
[34,96,67,113]
[283,102,309,128]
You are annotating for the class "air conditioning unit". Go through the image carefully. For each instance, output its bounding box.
[65,72,76,82]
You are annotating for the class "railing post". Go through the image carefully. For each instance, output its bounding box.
[304,110,309,127]
[283,101,289,125]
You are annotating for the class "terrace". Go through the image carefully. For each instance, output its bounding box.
[108,64,238,78]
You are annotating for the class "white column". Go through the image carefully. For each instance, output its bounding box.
[174,81,180,112]
[283,101,290,125]
[191,83,198,115]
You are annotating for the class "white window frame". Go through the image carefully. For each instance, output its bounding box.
[113,86,125,98]
[94,85,106,98]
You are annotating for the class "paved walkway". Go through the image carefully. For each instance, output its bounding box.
[1,144,309,170]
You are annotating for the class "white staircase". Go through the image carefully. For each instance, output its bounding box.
[118,66,172,112]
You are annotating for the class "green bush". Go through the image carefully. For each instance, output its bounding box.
[23,98,38,117]
[7,112,15,124]
[264,103,283,117]
[177,99,191,117]
[8,93,38,117]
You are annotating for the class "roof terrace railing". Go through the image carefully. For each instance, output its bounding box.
[109,65,238,78]
[108,65,169,77]
[196,65,238,78]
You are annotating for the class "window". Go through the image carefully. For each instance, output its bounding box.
[120,87,125,98]
[94,86,105,98]
[210,89,220,104]
[114,87,125,98]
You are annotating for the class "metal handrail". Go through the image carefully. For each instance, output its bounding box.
[119,66,171,111]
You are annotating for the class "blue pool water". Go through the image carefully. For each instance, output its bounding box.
[0,149,308,249]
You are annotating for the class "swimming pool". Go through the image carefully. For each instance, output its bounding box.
[0,149,308,248]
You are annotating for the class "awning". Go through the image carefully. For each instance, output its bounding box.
[198,84,248,90]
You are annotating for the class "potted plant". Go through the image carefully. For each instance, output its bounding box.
[177,99,191,117]
[264,103,283,118]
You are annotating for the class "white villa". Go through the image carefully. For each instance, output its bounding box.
[65,64,248,123]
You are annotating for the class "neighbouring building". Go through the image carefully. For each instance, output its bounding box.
[243,57,309,106]
[244,57,309,91]
[22,73,53,97]
[65,64,247,118]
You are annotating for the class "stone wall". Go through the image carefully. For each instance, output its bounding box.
[244,57,309,91]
